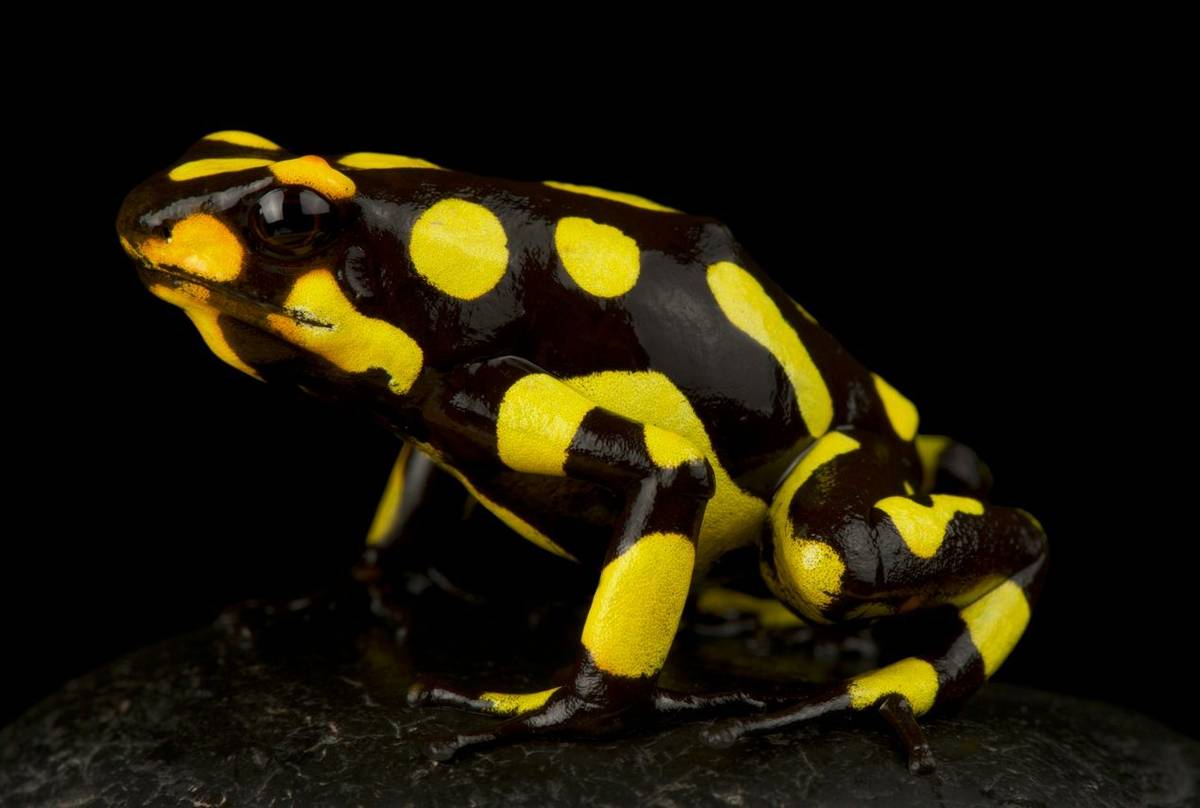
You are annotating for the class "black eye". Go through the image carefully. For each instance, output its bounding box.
[250,187,338,257]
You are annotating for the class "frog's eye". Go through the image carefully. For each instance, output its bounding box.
[249,186,339,258]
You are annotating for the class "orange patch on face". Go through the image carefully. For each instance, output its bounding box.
[269,156,356,199]
[138,214,245,282]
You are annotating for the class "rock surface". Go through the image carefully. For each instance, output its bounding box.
[2,590,1197,807]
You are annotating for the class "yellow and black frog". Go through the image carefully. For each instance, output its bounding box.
[117,131,1047,772]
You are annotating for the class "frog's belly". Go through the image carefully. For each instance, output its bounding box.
[472,370,771,577]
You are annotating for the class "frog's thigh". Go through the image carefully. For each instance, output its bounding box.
[915,434,993,497]
[762,428,1048,715]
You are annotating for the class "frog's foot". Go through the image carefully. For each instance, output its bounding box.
[700,684,935,775]
[407,671,825,761]
[406,679,563,717]
[411,666,670,762]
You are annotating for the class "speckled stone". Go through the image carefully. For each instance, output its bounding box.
[2,590,1196,807]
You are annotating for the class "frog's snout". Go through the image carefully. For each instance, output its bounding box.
[116,182,165,256]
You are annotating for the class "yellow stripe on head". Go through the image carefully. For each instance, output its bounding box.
[169,158,275,181]
[202,131,282,150]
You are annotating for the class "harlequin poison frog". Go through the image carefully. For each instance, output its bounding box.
[117,131,1047,772]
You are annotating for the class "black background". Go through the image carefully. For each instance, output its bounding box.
[6,60,1191,740]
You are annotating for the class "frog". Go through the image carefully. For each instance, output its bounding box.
[117,131,1048,773]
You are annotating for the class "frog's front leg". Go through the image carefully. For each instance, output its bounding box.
[406,357,715,759]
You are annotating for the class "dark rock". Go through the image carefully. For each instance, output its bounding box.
[2,590,1196,807]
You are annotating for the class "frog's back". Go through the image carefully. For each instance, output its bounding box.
[353,165,900,568]
[387,170,882,494]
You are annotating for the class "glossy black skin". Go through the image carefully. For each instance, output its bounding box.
[118,138,899,569]
[119,137,1047,771]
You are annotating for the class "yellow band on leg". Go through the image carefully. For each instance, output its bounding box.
[581,532,694,678]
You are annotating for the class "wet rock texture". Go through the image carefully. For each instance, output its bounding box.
[2,590,1197,807]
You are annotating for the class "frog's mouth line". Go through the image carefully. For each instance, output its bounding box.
[135,264,333,330]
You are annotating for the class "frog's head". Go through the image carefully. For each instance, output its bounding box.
[117,131,426,401]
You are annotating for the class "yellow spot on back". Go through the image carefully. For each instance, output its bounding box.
[367,444,412,547]
[696,586,806,630]
[139,213,245,283]
[875,494,984,558]
[496,374,594,476]
[202,130,281,150]
[872,373,919,441]
[643,424,703,469]
[148,283,262,380]
[553,217,641,297]
[338,152,441,170]
[563,371,767,574]
[270,156,356,200]
[481,688,560,716]
[581,532,694,677]
[544,181,677,212]
[849,658,939,715]
[707,262,833,437]
[409,199,509,300]
[169,158,275,181]
[267,270,423,395]
[960,580,1031,677]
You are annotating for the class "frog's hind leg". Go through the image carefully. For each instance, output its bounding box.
[702,428,1048,773]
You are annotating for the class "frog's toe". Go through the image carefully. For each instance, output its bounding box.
[699,688,851,747]
[416,678,660,760]
[699,687,937,775]
[407,679,561,716]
